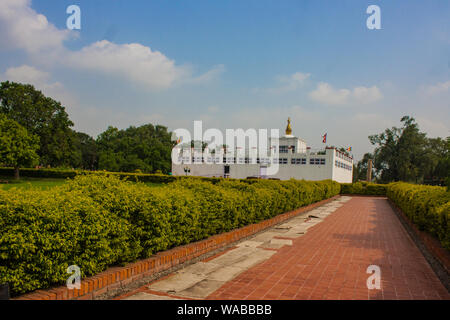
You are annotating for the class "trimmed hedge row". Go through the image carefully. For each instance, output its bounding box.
[0,174,340,295]
[386,182,450,250]
[0,167,229,184]
[340,182,387,196]
[0,167,78,179]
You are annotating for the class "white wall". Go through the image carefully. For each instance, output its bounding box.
[172,139,353,182]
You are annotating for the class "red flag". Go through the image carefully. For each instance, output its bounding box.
[322,133,327,143]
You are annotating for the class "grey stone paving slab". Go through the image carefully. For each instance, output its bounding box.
[207,266,244,282]
[148,273,205,293]
[226,246,260,256]
[281,231,306,238]
[177,262,222,276]
[251,231,281,242]
[271,228,290,234]
[209,250,253,267]
[231,249,276,269]
[236,240,264,248]
[124,292,183,300]
[270,238,293,246]
[307,209,324,215]
[258,242,287,249]
[274,223,293,230]
[176,279,225,299]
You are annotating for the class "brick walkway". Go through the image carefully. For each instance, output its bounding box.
[118,196,449,300]
[206,197,449,300]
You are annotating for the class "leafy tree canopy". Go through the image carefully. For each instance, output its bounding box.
[73,131,98,170]
[368,116,449,184]
[353,152,374,182]
[0,114,39,178]
[0,81,78,167]
[96,124,174,174]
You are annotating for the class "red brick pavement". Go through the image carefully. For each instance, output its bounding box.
[206,197,449,300]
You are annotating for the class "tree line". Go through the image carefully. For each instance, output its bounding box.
[1,81,448,184]
[0,81,174,178]
[354,116,449,186]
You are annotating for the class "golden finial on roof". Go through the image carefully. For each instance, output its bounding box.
[285,117,292,135]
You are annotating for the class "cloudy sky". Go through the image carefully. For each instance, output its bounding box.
[0,0,449,160]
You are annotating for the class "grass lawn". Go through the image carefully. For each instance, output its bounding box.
[0,176,68,190]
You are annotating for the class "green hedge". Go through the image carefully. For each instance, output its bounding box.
[0,167,78,179]
[387,182,450,250]
[0,174,340,295]
[340,182,387,195]
[0,167,232,184]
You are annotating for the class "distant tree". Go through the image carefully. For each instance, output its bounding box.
[422,137,449,184]
[0,81,79,168]
[0,114,39,179]
[97,124,173,173]
[368,116,447,183]
[354,153,374,182]
[352,164,358,182]
[178,140,209,151]
[191,140,208,150]
[73,131,98,170]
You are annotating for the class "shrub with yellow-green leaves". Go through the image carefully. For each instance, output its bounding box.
[387,182,450,250]
[0,174,340,295]
[0,186,130,294]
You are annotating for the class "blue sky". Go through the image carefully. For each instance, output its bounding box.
[0,0,449,160]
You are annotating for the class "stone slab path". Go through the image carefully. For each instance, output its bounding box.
[117,196,449,300]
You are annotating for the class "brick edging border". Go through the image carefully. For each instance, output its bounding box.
[13,195,340,300]
[387,199,450,291]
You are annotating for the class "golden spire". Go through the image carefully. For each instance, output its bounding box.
[285,117,292,135]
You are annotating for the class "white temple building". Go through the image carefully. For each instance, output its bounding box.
[172,119,353,183]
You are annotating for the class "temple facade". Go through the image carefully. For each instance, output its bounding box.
[172,119,353,183]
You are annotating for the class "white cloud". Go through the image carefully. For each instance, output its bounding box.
[415,117,449,138]
[2,65,61,90]
[66,41,224,89]
[1,65,78,110]
[309,82,382,106]
[0,1,223,90]
[421,81,450,96]
[66,40,190,90]
[0,0,71,54]
[187,65,226,85]
[309,82,350,105]
[291,72,310,82]
[256,72,311,94]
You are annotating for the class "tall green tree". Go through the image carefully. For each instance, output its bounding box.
[0,114,39,179]
[422,137,450,183]
[368,116,447,183]
[97,124,174,173]
[0,81,79,167]
[73,131,98,170]
[354,152,374,182]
